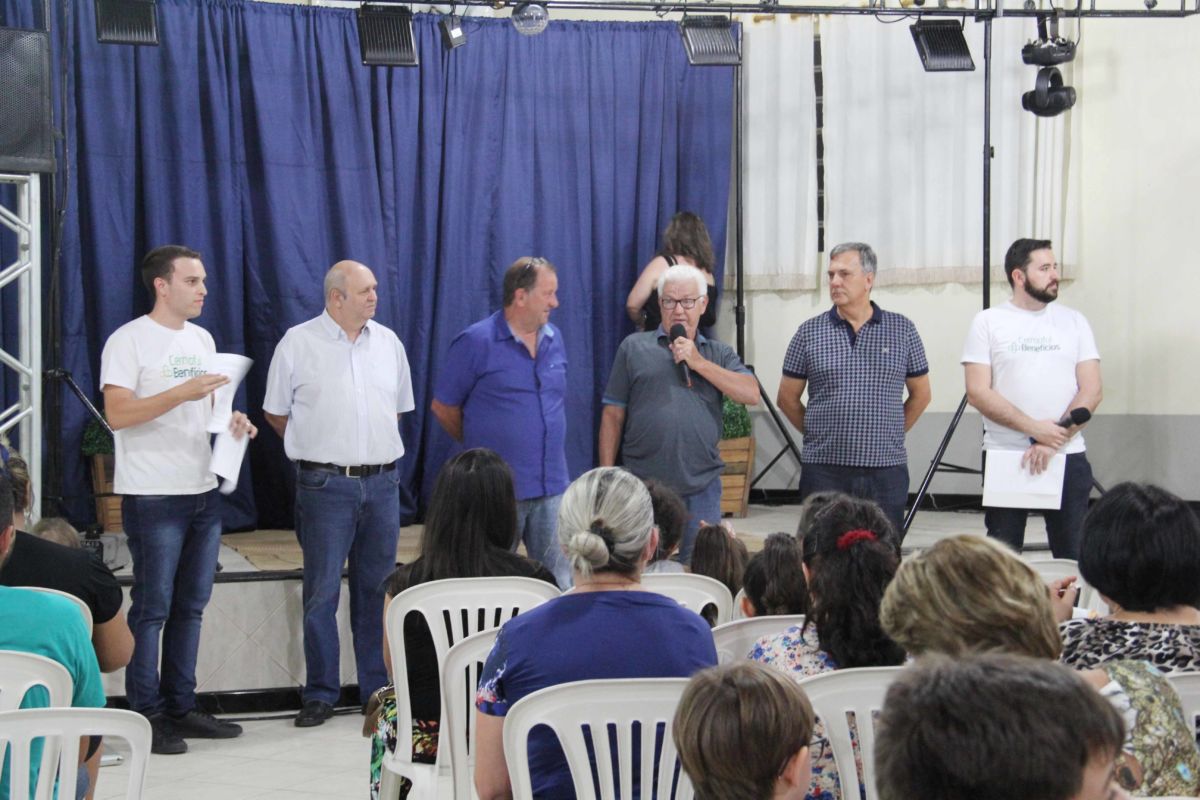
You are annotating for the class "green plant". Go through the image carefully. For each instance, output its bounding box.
[721,396,752,440]
[81,417,114,457]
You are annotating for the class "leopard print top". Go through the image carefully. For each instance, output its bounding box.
[1059,618,1200,673]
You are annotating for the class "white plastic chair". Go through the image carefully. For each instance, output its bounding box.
[0,650,74,711]
[20,586,94,634]
[1026,557,1108,615]
[441,628,501,800]
[1166,671,1200,739]
[502,677,695,800]
[732,588,748,619]
[640,573,734,626]
[797,666,905,800]
[0,707,151,800]
[380,576,561,800]
[711,615,807,664]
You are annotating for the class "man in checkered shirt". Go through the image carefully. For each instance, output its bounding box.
[777,242,931,533]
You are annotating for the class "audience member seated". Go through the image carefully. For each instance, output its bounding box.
[473,467,718,800]
[739,532,808,619]
[30,517,83,548]
[876,653,1132,800]
[881,534,1200,797]
[1060,481,1200,673]
[367,449,556,800]
[691,521,749,625]
[750,494,905,800]
[0,442,132,674]
[0,473,107,800]
[643,479,686,574]
[674,661,815,800]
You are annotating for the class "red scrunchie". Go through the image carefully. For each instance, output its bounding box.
[836,529,877,550]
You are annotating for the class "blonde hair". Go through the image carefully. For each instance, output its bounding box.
[30,517,82,549]
[880,535,1062,660]
[557,468,653,579]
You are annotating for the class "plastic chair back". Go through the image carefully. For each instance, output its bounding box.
[711,615,806,664]
[640,573,734,626]
[1026,557,1108,615]
[0,650,73,711]
[1166,671,1200,740]
[442,628,501,800]
[797,666,905,800]
[502,677,694,800]
[20,586,94,634]
[381,576,560,799]
[0,707,151,800]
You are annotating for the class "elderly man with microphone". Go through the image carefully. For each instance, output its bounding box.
[599,263,758,565]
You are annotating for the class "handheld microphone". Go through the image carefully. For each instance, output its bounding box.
[1058,407,1091,428]
[669,324,692,388]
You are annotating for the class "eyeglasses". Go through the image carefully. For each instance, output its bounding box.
[660,296,701,310]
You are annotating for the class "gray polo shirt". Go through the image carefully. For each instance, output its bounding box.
[602,328,751,496]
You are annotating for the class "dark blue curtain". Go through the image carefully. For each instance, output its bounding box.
[1,0,734,530]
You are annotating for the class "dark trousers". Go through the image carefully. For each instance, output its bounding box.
[984,451,1093,559]
[799,463,910,536]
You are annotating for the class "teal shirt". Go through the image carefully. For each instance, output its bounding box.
[0,585,106,799]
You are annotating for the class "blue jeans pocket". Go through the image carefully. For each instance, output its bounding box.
[297,469,331,490]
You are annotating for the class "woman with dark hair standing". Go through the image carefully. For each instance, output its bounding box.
[368,449,556,799]
[625,212,719,331]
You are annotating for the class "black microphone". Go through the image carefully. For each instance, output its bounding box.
[669,324,692,388]
[1058,407,1091,428]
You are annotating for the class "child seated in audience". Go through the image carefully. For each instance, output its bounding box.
[643,479,687,573]
[690,520,748,598]
[674,661,815,800]
[30,517,83,548]
[876,653,1132,800]
[740,532,808,619]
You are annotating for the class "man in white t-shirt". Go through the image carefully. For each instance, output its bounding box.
[961,238,1103,558]
[263,260,415,728]
[100,245,257,754]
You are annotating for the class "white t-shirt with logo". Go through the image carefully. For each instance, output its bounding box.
[99,315,218,495]
[961,301,1100,454]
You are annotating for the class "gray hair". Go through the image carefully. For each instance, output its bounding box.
[657,263,707,299]
[558,468,655,579]
[323,263,347,301]
[829,242,878,276]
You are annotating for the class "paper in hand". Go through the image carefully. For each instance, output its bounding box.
[205,353,253,434]
[982,449,1066,510]
[210,429,249,495]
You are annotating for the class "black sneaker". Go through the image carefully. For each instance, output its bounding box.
[294,700,335,728]
[168,709,243,739]
[148,714,187,755]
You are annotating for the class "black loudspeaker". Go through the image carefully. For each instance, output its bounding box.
[0,27,54,174]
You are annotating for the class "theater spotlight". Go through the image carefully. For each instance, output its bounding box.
[679,16,740,66]
[511,2,549,36]
[910,19,974,72]
[357,4,419,67]
[1020,15,1076,117]
[1022,66,1076,116]
[95,0,159,46]
[1021,14,1076,66]
[440,14,466,50]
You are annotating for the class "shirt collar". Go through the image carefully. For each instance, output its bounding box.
[826,301,883,327]
[320,309,370,342]
[494,309,554,341]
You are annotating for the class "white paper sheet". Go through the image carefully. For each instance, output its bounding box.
[204,353,253,434]
[982,448,1066,510]
[210,429,249,495]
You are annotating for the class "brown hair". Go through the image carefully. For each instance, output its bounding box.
[661,212,714,274]
[502,256,556,307]
[141,245,201,296]
[674,661,815,800]
[0,437,31,515]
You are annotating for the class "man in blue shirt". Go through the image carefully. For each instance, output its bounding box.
[432,258,571,587]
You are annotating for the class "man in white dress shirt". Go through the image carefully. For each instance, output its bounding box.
[264,260,415,727]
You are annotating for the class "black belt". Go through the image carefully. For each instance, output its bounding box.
[298,460,396,478]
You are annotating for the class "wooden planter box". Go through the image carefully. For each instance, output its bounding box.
[719,436,755,518]
[90,454,123,533]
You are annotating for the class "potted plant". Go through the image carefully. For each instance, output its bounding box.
[82,417,122,532]
[719,397,755,518]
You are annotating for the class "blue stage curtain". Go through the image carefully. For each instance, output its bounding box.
[2,0,734,529]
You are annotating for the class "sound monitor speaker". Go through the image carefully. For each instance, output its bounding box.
[0,27,54,174]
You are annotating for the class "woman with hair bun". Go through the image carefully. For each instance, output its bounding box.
[473,467,717,800]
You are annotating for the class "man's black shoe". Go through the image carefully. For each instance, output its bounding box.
[168,709,243,739]
[148,714,187,755]
[294,700,335,728]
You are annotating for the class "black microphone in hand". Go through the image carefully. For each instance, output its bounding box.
[669,324,692,388]
[1058,407,1091,428]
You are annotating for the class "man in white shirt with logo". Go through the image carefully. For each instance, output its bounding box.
[962,238,1102,558]
[100,245,256,754]
[264,260,415,728]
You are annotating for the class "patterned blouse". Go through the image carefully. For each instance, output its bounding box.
[1060,618,1200,673]
[750,622,854,800]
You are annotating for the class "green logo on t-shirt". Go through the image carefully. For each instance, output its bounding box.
[161,354,207,379]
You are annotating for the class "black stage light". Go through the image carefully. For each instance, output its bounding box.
[440,14,466,50]
[910,19,974,72]
[1022,66,1076,117]
[357,4,418,67]
[95,0,159,46]
[1021,14,1076,66]
[680,16,740,66]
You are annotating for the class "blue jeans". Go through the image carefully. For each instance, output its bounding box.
[800,463,910,537]
[295,465,400,705]
[985,451,1093,558]
[677,476,723,566]
[516,494,571,589]
[122,490,223,716]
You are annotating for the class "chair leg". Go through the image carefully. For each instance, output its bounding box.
[379,767,403,800]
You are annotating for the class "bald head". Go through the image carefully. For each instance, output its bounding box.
[324,260,379,335]
[324,260,370,304]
